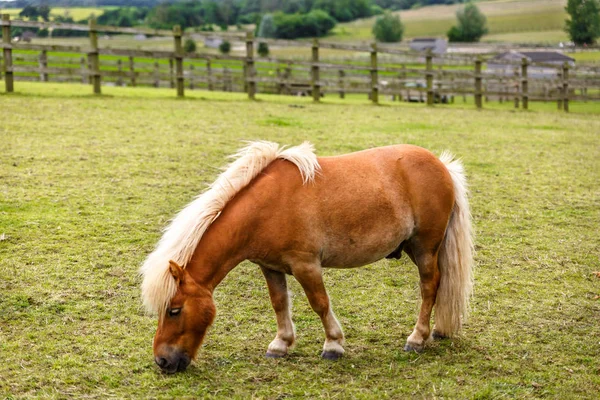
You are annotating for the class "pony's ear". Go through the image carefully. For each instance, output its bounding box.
[168,260,184,284]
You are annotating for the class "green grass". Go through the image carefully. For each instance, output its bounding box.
[570,51,600,63]
[1,81,599,398]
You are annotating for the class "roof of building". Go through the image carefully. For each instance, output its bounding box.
[411,38,444,43]
[491,51,575,63]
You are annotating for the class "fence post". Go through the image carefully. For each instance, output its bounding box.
[153,60,159,87]
[276,67,283,94]
[311,38,320,102]
[206,58,213,91]
[499,77,504,103]
[88,16,101,94]
[448,74,454,103]
[370,42,378,104]
[189,64,195,90]
[556,68,563,110]
[80,56,86,84]
[117,59,123,87]
[245,31,256,99]
[173,25,184,97]
[86,56,92,84]
[521,57,528,110]
[562,62,569,112]
[223,67,230,91]
[2,14,14,92]
[169,58,174,89]
[513,67,519,108]
[338,69,345,99]
[425,49,433,106]
[285,62,291,95]
[474,56,482,109]
[129,56,136,87]
[38,50,48,82]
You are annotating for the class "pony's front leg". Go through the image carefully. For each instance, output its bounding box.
[260,266,296,358]
[292,262,345,360]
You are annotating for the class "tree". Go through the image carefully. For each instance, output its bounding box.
[19,5,39,21]
[258,14,276,38]
[219,40,231,54]
[447,2,488,42]
[184,38,196,53]
[272,10,336,39]
[257,42,269,57]
[565,0,600,45]
[372,11,404,42]
[38,5,51,22]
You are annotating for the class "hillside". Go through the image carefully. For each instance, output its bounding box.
[332,0,569,43]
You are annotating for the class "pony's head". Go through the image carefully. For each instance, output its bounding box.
[152,260,216,374]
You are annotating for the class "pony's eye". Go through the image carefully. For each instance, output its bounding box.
[168,308,181,317]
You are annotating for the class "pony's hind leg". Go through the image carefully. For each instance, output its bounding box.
[260,266,296,358]
[292,261,345,360]
[404,241,441,353]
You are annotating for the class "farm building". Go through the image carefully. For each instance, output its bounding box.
[409,38,447,54]
[204,37,224,49]
[487,51,575,78]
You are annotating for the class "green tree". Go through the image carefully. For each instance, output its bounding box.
[19,5,39,21]
[565,0,600,45]
[447,2,488,42]
[184,38,197,53]
[372,11,404,42]
[257,42,270,57]
[38,5,51,22]
[219,40,231,54]
[258,14,277,38]
[272,10,336,39]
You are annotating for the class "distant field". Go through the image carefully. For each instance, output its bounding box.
[0,7,113,21]
[331,0,568,43]
[482,30,568,44]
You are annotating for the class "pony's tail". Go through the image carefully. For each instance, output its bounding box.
[434,153,474,337]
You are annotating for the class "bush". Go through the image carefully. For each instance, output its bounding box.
[257,42,269,57]
[272,10,336,39]
[447,2,488,42]
[184,38,196,53]
[219,40,231,54]
[312,0,372,23]
[372,11,404,42]
[565,0,600,45]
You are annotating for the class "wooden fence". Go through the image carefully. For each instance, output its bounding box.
[2,15,600,112]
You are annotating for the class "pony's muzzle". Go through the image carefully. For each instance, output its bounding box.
[154,349,191,373]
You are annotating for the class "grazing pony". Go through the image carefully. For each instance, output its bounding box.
[141,141,473,373]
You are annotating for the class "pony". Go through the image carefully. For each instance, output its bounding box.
[141,141,473,373]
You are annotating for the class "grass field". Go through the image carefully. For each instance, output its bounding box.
[332,0,569,43]
[1,81,599,398]
[0,7,112,21]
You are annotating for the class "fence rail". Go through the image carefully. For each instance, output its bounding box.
[2,14,600,112]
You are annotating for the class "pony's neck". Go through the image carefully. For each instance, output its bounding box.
[185,201,253,292]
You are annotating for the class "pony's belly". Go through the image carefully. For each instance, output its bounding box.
[321,229,409,269]
[322,249,397,269]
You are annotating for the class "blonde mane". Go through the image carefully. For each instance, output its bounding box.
[140,141,320,315]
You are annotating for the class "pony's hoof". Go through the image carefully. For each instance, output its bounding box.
[432,330,448,340]
[265,351,286,359]
[404,343,424,353]
[321,351,343,361]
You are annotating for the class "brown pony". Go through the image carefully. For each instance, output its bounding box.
[141,142,473,373]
